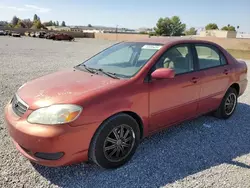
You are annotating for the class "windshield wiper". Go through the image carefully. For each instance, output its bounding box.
[103,71,120,79]
[75,65,120,79]
[75,64,96,74]
[90,68,120,79]
[83,64,97,74]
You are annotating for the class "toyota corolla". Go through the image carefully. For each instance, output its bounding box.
[4,38,248,169]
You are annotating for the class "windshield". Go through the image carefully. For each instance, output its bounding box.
[81,42,163,78]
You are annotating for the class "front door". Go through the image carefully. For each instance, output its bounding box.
[148,44,203,132]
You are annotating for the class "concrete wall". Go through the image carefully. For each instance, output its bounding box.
[46,26,71,31]
[83,29,104,33]
[95,33,150,41]
[200,30,237,38]
[226,31,237,38]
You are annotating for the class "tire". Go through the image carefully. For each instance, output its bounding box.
[89,113,140,169]
[214,87,238,119]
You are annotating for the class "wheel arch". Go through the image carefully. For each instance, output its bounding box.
[96,111,144,140]
[229,83,240,95]
[121,111,144,139]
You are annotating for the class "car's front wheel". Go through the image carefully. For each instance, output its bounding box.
[214,87,238,119]
[89,114,140,169]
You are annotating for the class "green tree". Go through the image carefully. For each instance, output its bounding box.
[228,26,236,31]
[31,20,42,29]
[7,23,13,28]
[22,19,33,28]
[14,19,26,28]
[0,21,8,26]
[33,14,40,21]
[221,26,228,30]
[221,25,236,31]
[154,16,186,36]
[11,16,19,26]
[205,23,218,30]
[88,24,92,27]
[56,21,59,26]
[43,20,54,27]
[61,21,66,27]
[149,32,156,37]
[185,27,197,35]
[139,31,148,35]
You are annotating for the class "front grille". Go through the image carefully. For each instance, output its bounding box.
[11,95,28,117]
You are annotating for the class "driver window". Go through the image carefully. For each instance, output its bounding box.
[155,45,194,75]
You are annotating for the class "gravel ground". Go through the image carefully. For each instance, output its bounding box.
[0,37,250,188]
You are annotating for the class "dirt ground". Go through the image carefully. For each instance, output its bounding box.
[195,37,250,51]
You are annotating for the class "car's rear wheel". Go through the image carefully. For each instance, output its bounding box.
[89,113,140,169]
[214,87,238,119]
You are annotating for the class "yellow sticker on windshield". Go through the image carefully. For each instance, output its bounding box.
[142,45,163,50]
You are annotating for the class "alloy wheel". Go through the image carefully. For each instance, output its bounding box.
[103,124,135,162]
[224,93,237,115]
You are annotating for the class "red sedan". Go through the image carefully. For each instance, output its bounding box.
[54,33,74,41]
[4,38,248,169]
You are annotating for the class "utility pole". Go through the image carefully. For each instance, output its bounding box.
[116,25,118,40]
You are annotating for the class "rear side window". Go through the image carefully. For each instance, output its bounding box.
[195,45,226,70]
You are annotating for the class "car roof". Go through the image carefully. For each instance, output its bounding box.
[131,37,218,46]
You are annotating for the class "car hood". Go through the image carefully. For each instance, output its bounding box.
[17,69,122,109]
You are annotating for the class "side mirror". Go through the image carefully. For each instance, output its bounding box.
[151,68,175,79]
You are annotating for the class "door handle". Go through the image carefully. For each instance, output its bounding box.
[191,77,198,84]
[223,69,229,75]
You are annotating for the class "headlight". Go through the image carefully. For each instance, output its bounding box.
[27,104,82,125]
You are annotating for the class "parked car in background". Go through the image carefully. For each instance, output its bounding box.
[30,32,35,37]
[5,30,12,36]
[40,31,47,38]
[54,33,74,41]
[11,32,21,37]
[4,38,248,169]
[0,30,5,35]
[24,31,30,37]
[45,32,56,39]
[35,31,46,38]
[35,32,39,37]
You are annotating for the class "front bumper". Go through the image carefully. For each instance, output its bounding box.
[4,103,101,167]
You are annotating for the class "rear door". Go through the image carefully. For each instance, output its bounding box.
[194,44,231,114]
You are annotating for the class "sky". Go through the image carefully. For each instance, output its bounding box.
[0,0,250,32]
